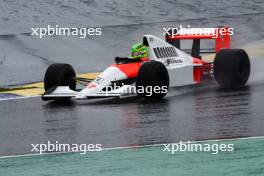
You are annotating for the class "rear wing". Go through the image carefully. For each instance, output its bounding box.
[165,26,231,58]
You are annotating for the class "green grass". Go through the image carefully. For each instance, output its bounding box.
[1,138,264,176]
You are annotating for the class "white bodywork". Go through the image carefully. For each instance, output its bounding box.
[145,35,201,87]
[43,35,201,100]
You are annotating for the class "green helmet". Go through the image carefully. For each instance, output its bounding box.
[130,43,148,59]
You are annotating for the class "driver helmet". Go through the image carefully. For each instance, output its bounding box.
[130,43,148,59]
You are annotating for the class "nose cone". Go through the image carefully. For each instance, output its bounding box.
[75,87,98,99]
[75,65,128,99]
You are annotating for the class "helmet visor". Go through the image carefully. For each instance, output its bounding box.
[131,51,144,57]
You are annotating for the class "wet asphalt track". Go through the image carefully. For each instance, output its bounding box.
[1,58,264,157]
[0,2,264,158]
[1,12,264,87]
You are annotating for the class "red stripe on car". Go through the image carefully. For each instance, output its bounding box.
[112,62,142,78]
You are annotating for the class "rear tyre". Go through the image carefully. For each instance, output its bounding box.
[43,63,76,101]
[214,49,250,88]
[136,61,169,99]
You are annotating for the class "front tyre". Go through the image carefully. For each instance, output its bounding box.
[43,63,76,101]
[136,61,169,99]
[214,49,250,88]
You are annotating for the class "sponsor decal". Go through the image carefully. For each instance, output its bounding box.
[166,58,183,65]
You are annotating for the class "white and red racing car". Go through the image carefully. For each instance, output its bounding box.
[42,27,250,101]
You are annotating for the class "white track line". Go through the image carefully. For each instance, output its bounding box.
[0,95,40,102]
[1,135,264,159]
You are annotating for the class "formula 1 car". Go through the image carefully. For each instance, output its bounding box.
[42,27,250,101]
